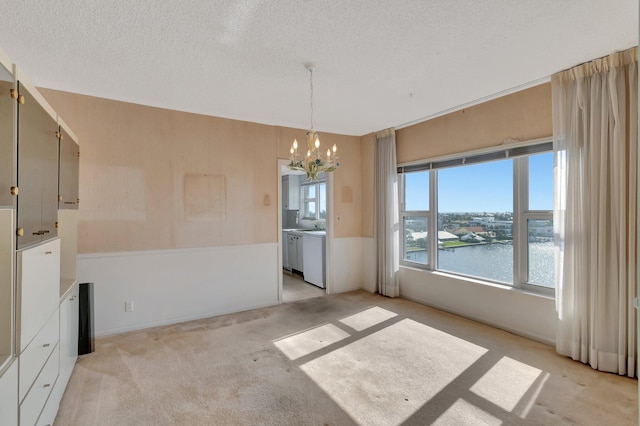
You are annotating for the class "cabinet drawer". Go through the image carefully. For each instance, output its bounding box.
[58,284,78,392]
[20,345,59,426]
[36,381,60,426]
[19,309,59,403]
[18,239,60,351]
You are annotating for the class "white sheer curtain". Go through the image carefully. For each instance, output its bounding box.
[374,128,400,297]
[553,47,638,377]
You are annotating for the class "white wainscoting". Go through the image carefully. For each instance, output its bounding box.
[330,237,364,294]
[399,267,557,345]
[78,243,279,337]
[361,237,376,293]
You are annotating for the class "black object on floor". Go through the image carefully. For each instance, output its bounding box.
[78,282,95,355]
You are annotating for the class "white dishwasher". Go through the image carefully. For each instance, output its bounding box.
[302,232,326,288]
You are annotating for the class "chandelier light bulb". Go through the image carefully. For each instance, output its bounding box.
[307,150,311,157]
[314,136,320,149]
[290,147,294,154]
[332,144,337,153]
[327,149,331,158]
[293,139,298,150]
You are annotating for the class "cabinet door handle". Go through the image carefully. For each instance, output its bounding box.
[42,343,50,348]
[43,383,51,388]
[45,251,52,255]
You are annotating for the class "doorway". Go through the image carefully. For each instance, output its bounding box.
[278,159,329,302]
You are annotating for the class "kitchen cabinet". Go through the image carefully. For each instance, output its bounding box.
[58,121,79,210]
[282,175,300,210]
[0,59,14,209]
[287,232,304,272]
[282,231,289,270]
[16,79,59,250]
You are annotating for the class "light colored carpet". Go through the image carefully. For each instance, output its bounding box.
[54,290,637,425]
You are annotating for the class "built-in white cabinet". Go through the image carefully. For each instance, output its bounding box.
[58,283,78,391]
[18,307,59,403]
[0,359,18,426]
[58,121,79,210]
[0,47,79,426]
[282,175,300,210]
[0,210,14,375]
[0,58,14,209]
[19,341,58,426]
[15,77,59,250]
[17,239,60,352]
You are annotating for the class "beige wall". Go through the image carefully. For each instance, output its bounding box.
[40,89,362,253]
[396,83,552,163]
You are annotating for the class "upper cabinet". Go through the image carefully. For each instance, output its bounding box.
[58,120,79,210]
[0,57,14,209]
[282,174,300,210]
[15,77,59,250]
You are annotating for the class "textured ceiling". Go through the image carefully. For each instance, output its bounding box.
[0,1,637,136]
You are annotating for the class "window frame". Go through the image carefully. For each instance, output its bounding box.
[399,171,432,269]
[514,155,554,295]
[301,180,326,221]
[397,138,555,297]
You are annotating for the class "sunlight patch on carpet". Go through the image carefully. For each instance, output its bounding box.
[273,323,350,360]
[300,319,488,426]
[469,356,545,416]
[432,398,502,426]
[339,306,398,331]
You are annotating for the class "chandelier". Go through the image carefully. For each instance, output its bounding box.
[289,63,339,180]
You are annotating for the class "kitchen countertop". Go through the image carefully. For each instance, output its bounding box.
[283,229,326,236]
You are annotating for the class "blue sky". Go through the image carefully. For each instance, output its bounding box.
[404,152,553,212]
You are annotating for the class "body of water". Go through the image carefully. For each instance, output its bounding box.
[405,242,554,287]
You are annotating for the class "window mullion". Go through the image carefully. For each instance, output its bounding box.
[514,157,528,289]
[429,169,437,269]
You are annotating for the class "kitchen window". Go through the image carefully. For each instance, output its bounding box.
[398,139,555,296]
[301,180,326,221]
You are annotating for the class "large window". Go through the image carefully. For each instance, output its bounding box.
[398,141,555,295]
[302,181,326,220]
[437,159,514,283]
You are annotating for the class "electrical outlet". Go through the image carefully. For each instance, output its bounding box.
[125,301,134,312]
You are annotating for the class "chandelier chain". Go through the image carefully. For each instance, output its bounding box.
[309,68,314,130]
